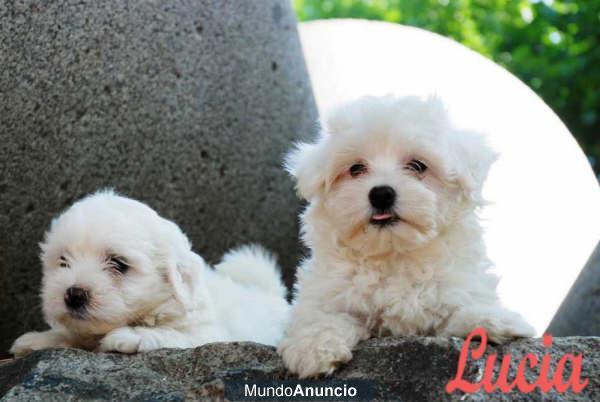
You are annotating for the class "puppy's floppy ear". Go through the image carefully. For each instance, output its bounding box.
[156,218,205,310]
[284,139,328,200]
[453,130,498,204]
[164,250,205,310]
[285,100,362,200]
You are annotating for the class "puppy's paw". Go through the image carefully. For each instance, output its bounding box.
[445,308,536,344]
[279,335,353,378]
[10,331,54,358]
[99,327,142,354]
[486,314,536,344]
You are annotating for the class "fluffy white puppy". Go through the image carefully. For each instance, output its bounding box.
[278,95,535,378]
[10,191,290,357]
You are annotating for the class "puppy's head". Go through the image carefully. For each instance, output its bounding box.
[286,95,496,256]
[39,190,202,336]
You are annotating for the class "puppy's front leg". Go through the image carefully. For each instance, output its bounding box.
[10,329,74,358]
[442,304,535,343]
[99,326,195,353]
[278,307,368,378]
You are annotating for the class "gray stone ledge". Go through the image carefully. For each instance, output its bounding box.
[0,336,597,401]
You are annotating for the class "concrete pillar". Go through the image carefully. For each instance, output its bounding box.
[0,0,317,351]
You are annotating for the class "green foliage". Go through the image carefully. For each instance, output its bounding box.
[295,0,599,173]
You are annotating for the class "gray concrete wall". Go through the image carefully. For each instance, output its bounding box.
[0,0,317,352]
[548,242,600,336]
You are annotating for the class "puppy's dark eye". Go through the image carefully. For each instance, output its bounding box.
[59,256,69,268]
[349,163,367,177]
[406,159,427,174]
[108,256,129,274]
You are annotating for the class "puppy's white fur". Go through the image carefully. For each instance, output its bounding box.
[278,95,534,378]
[10,191,289,357]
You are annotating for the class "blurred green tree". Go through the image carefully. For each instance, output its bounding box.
[295,0,599,173]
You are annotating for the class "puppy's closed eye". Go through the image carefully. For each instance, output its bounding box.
[59,256,69,269]
[106,255,130,274]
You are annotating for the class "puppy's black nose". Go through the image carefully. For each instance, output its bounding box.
[64,286,88,310]
[369,185,396,210]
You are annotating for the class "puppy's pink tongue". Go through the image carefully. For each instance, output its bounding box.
[371,213,393,221]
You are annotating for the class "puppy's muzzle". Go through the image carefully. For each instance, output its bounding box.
[64,286,89,311]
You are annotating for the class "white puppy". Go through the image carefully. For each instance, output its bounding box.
[278,95,534,378]
[10,191,290,357]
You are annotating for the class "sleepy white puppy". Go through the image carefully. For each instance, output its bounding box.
[278,95,534,378]
[10,191,289,357]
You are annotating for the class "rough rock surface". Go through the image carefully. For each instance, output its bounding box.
[0,336,597,401]
[0,0,316,352]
